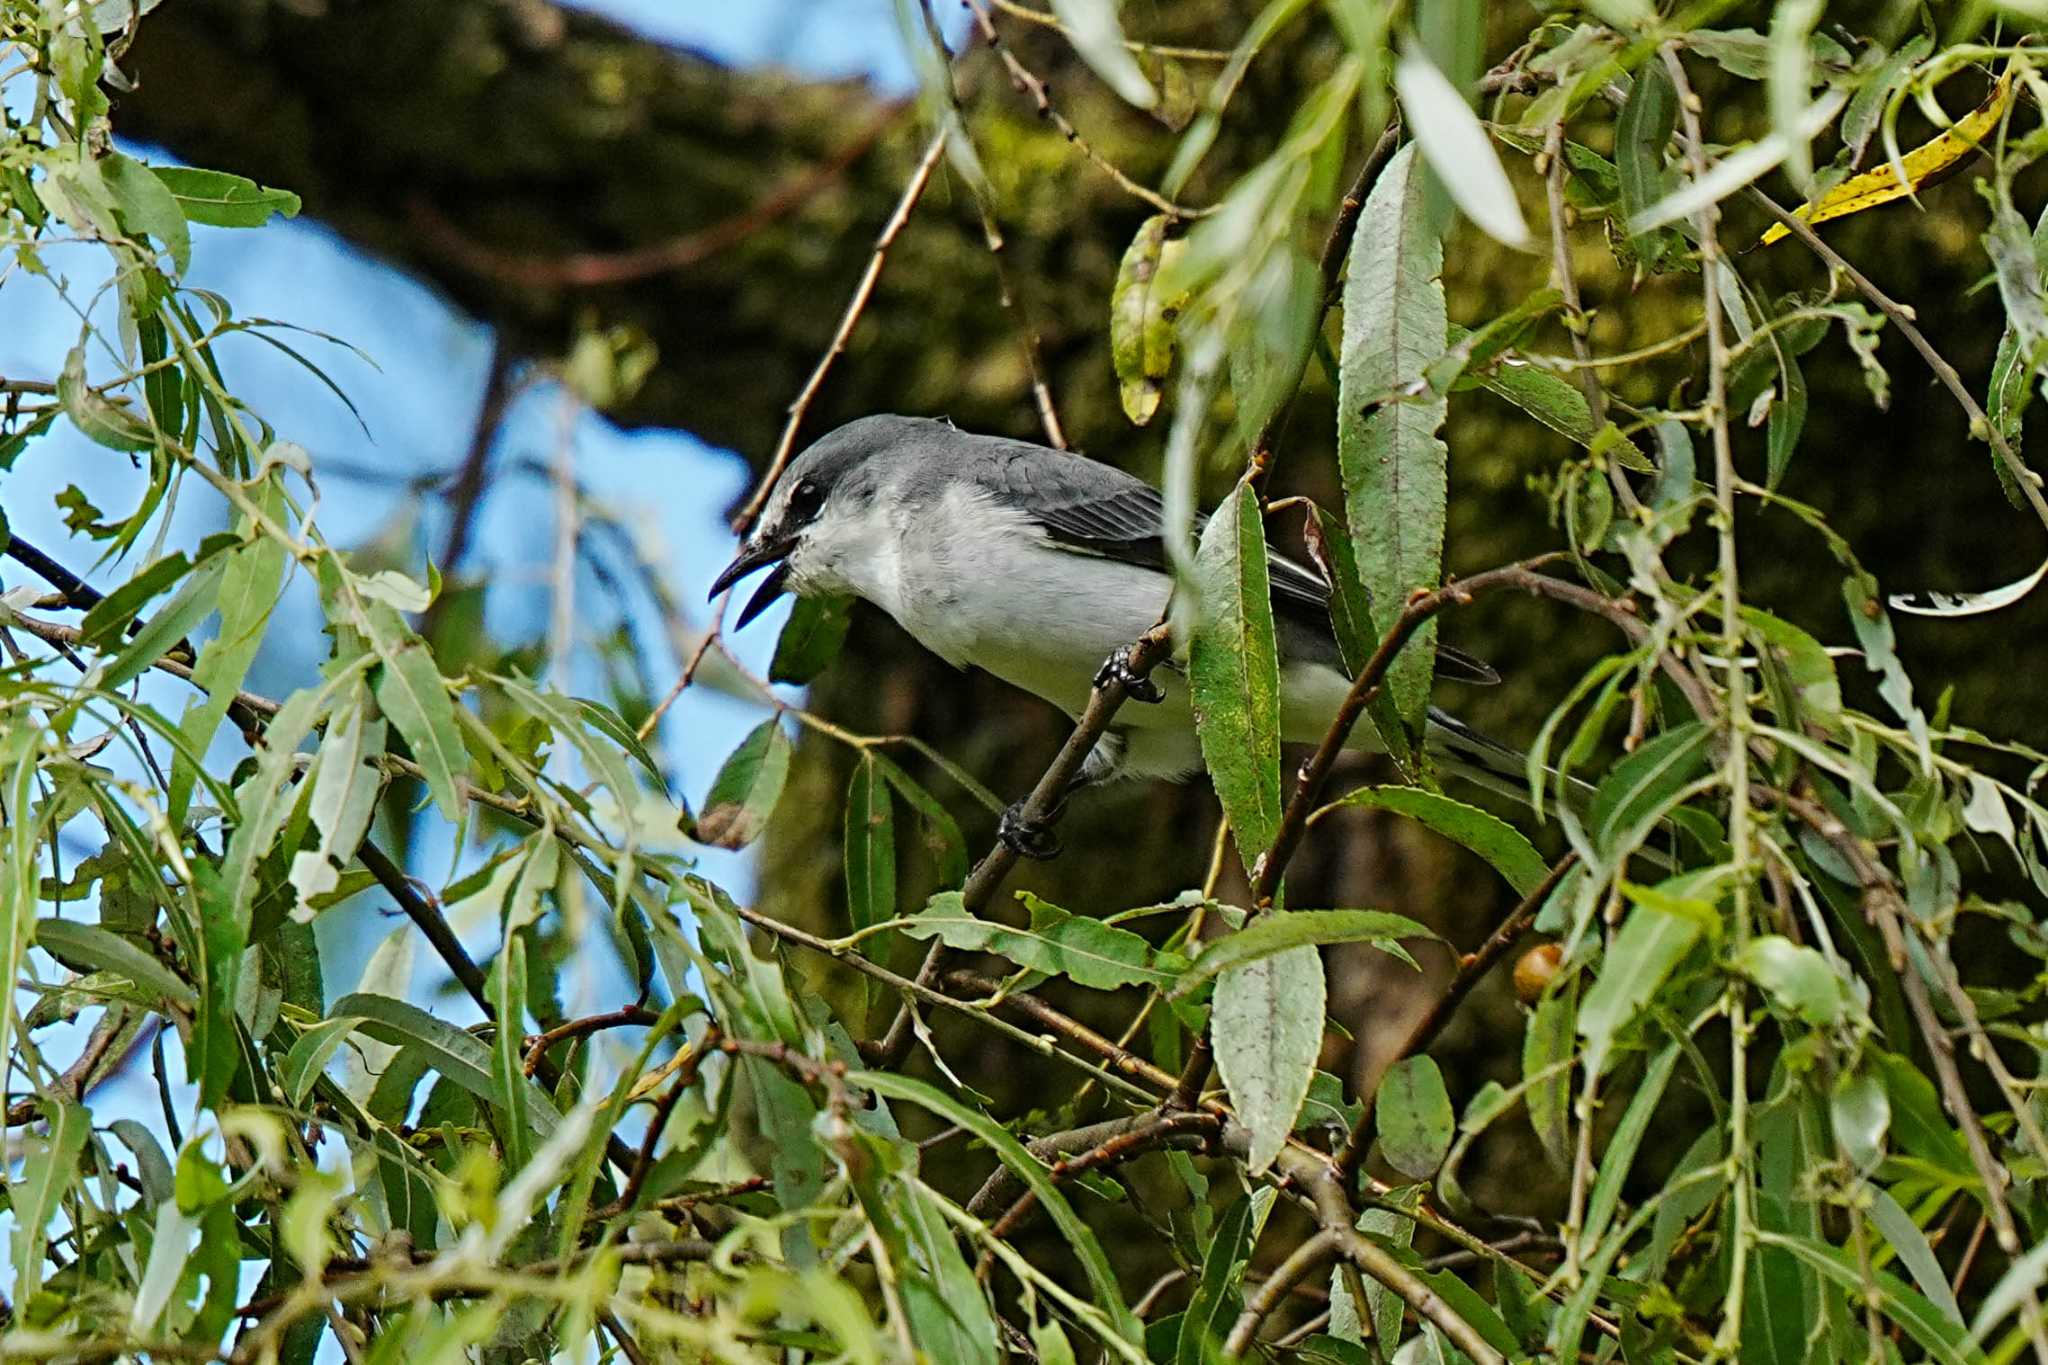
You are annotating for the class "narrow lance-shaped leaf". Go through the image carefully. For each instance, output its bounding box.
[1048,0,1158,110]
[1615,57,1679,263]
[907,891,1186,993]
[1376,1055,1453,1179]
[1339,142,1447,732]
[696,718,792,849]
[1172,908,1430,998]
[362,604,466,821]
[1213,944,1325,1175]
[770,594,852,685]
[288,683,387,920]
[1189,480,1284,875]
[1393,46,1531,248]
[9,1099,89,1302]
[1324,785,1548,893]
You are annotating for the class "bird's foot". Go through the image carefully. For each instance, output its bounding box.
[1094,644,1164,703]
[997,802,1062,860]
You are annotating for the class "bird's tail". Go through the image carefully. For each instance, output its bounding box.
[1423,707,1588,819]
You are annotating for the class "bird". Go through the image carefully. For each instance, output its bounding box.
[711,414,1523,857]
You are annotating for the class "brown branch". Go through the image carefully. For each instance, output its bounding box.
[958,0,1200,220]
[731,131,947,535]
[964,1110,1216,1220]
[981,1112,1220,1251]
[943,968,1179,1093]
[522,1005,661,1078]
[1333,853,1578,1183]
[1745,187,2048,538]
[1221,1228,1337,1358]
[410,101,908,290]
[871,622,1176,1065]
[420,342,518,641]
[1168,556,1570,1109]
[591,1036,711,1220]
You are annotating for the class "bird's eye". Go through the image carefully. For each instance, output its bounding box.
[786,479,825,524]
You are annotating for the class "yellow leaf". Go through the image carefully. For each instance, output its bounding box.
[1758,68,2012,247]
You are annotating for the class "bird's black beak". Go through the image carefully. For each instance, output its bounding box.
[709,536,796,629]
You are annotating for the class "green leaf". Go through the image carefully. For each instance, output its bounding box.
[1048,0,1157,108]
[279,1015,365,1107]
[851,1069,1143,1348]
[1301,506,1415,773]
[769,594,853,685]
[1393,46,1530,247]
[78,550,191,647]
[1212,943,1324,1174]
[34,918,195,1007]
[1868,1186,1964,1329]
[1524,981,1575,1169]
[696,719,792,849]
[366,612,467,822]
[331,991,559,1138]
[906,891,1184,993]
[8,1099,89,1301]
[149,166,302,228]
[1615,45,1680,268]
[844,755,898,933]
[1735,934,1845,1027]
[176,504,288,822]
[104,151,191,274]
[1110,215,1182,425]
[1173,908,1429,998]
[1742,607,1843,730]
[1176,1189,1272,1365]
[1338,142,1447,730]
[58,344,154,452]
[1376,1055,1453,1179]
[1325,785,1548,893]
[1763,1232,1979,1364]
[899,1183,1001,1365]
[1585,721,1712,858]
[1229,244,1318,446]
[1579,1043,1677,1255]
[1189,480,1284,875]
[287,685,386,919]
[869,752,968,886]
[1577,881,1705,1077]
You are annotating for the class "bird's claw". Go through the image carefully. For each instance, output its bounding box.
[997,802,1062,860]
[1094,645,1164,704]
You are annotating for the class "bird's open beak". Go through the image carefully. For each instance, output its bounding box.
[709,536,796,629]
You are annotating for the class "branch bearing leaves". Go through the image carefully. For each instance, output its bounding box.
[907,891,1187,993]
[1325,785,1549,893]
[770,593,853,685]
[1189,480,1283,875]
[1213,943,1325,1175]
[1338,141,1448,731]
[851,1069,1143,1348]
[1393,45,1531,249]
[1376,1054,1454,1179]
[1576,875,1711,1078]
[331,991,560,1139]
[696,718,792,850]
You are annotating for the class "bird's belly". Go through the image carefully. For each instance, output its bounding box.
[946,549,1183,720]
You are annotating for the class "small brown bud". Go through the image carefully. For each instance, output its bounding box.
[1513,943,1564,1006]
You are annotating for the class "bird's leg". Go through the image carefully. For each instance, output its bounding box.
[1094,643,1166,703]
[997,733,1124,861]
[997,800,1062,860]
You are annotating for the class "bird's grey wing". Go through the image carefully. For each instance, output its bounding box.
[970,440,1498,685]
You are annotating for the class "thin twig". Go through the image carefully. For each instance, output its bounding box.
[411,102,907,289]
[1333,853,1578,1183]
[1222,1229,1337,1358]
[871,623,1175,1064]
[420,343,517,640]
[732,132,947,535]
[1745,186,2048,537]
[959,0,1202,220]
[523,1006,661,1078]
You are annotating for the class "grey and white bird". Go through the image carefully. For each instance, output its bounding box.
[711,415,1522,855]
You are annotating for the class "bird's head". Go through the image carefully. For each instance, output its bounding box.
[710,414,948,626]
